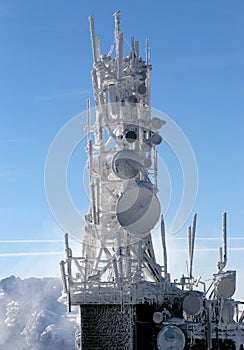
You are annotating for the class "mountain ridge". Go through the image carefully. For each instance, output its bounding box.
[0,275,77,350]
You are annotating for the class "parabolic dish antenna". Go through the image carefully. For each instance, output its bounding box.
[112,149,142,179]
[215,271,236,299]
[116,181,160,234]
[153,312,164,324]
[157,326,185,350]
[183,291,203,316]
[216,277,236,299]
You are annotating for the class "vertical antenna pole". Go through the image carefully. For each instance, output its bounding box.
[218,247,223,272]
[87,98,94,217]
[116,232,123,283]
[96,178,100,224]
[65,233,72,258]
[96,36,100,60]
[135,41,139,58]
[87,98,91,140]
[114,10,120,35]
[161,215,168,280]
[125,235,132,282]
[188,213,197,279]
[64,233,72,312]
[131,36,135,55]
[145,39,151,112]
[112,258,121,289]
[190,213,197,278]
[60,261,68,293]
[153,148,158,189]
[117,32,123,80]
[114,11,123,80]
[88,138,93,199]
[137,240,143,276]
[146,38,150,66]
[89,16,98,64]
[187,225,192,276]
[222,212,227,269]
[91,182,97,224]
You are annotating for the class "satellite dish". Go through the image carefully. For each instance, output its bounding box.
[112,150,142,179]
[150,133,162,145]
[157,326,185,350]
[116,181,160,234]
[183,292,203,316]
[152,117,166,129]
[153,312,163,324]
[125,130,137,143]
[215,271,236,299]
[138,84,147,95]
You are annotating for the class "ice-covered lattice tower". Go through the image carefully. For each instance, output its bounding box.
[81,11,166,288]
[60,12,244,350]
[60,11,172,349]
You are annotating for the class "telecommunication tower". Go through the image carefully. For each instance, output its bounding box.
[60,12,244,350]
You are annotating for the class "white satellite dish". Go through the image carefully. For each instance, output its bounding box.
[152,117,166,129]
[116,181,160,234]
[215,271,236,299]
[112,149,143,179]
[153,312,164,324]
[183,292,203,316]
[157,326,185,350]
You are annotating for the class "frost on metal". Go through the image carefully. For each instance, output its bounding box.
[60,12,244,350]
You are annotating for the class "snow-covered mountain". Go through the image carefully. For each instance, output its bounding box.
[0,276,77,350]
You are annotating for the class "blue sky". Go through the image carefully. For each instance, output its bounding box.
[0,0,243,296]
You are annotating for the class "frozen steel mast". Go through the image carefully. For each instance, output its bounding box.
[60,12,244,350]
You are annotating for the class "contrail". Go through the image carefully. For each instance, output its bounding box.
[0,237,243,243]
[0,240,64,243]
[1,248,243,257]
[167,237,244,241]
[0,252,63,257]
[169,247,244,252]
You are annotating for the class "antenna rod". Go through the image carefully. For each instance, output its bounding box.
[135,41,139,59]
[161,215,168,280]
[91,182,97,224]
[187,225,192,276]
[131,36,135,55]
[114,10,120,35]
[117,32,123,80]
[89,16,98,64]
[218,247,223,272]
[114,11,123,80]
[96,177,100,224]
[222,212,227,269]
[65,233,72,258]
[87,98,91,140]
[190,213,197,278]
[146,38,150,66]
[96,36,100,60]
[60,260,68,293]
